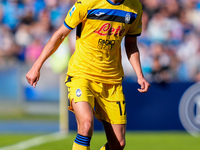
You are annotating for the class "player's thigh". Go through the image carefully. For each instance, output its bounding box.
[103,121,126,149]
[72,101,94,124]
[72,100,94,136]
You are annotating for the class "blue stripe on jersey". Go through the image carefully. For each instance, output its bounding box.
[64,21,73,30]
[88,9,137,19]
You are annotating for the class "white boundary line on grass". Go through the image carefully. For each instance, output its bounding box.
[0,132,67,150]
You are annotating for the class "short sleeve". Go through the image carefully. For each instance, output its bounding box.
[64,1,88,30]
[126,9,143,37]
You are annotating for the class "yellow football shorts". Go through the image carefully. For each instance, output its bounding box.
[65,76,127,124]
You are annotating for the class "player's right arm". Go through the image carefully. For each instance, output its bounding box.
[26,0,88,87]
[26,24,71,88]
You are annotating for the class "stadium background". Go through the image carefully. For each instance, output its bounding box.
[0,0,200,149]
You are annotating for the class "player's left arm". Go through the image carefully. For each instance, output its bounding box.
[125,35,150,93]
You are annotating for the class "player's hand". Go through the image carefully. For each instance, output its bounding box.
[137,77,150,93]
[26,68,40,88]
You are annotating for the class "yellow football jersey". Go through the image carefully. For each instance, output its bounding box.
[64,0,142,84]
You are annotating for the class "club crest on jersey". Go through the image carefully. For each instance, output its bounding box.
[125,13,131,24]
[69,5,76,17]
[76,89,82,97]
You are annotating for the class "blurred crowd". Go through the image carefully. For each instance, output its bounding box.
[137,0,200,83]
[0,0,75,66]
[0,0,200,83]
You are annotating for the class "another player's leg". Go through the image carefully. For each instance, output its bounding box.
[72,100,94,150]
[101,121,126,150]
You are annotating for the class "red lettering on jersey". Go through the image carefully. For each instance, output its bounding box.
[108,28,115,35]
[94,23,125,36]
[119,29,125,36]
[94,23,111,36]
[114,26,121,35]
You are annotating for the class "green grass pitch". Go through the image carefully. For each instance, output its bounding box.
[0,132,200,150]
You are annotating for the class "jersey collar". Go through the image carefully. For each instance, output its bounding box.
[106,0,125,5]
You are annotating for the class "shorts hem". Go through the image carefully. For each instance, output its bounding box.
[95,116,127,125]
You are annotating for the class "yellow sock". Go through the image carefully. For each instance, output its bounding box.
[72,142,90,150]
[100,143,109,150]
[100,144,106,150]
[72,134,91,150]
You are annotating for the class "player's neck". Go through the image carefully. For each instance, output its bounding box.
[110,0,123,4]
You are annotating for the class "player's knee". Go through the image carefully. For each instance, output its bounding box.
[120,139,126,149]
[79,120,94,135]
[83,120,93,131]
[117,139,125,150]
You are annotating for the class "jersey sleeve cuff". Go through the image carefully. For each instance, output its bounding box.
[64,21,74,30]
[126,33,141,37]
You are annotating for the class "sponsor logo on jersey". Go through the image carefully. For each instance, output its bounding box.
[76,89,82,97]
[94,23,125,36]
[179,82,200,136]
[69,5,76,17]
[95,12,105,16]
[97,39,115,50]
[77,1,82,4]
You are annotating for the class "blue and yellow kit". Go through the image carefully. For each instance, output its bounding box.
[64,0,142,84]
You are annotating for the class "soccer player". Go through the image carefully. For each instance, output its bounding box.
[26,0,150,150]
